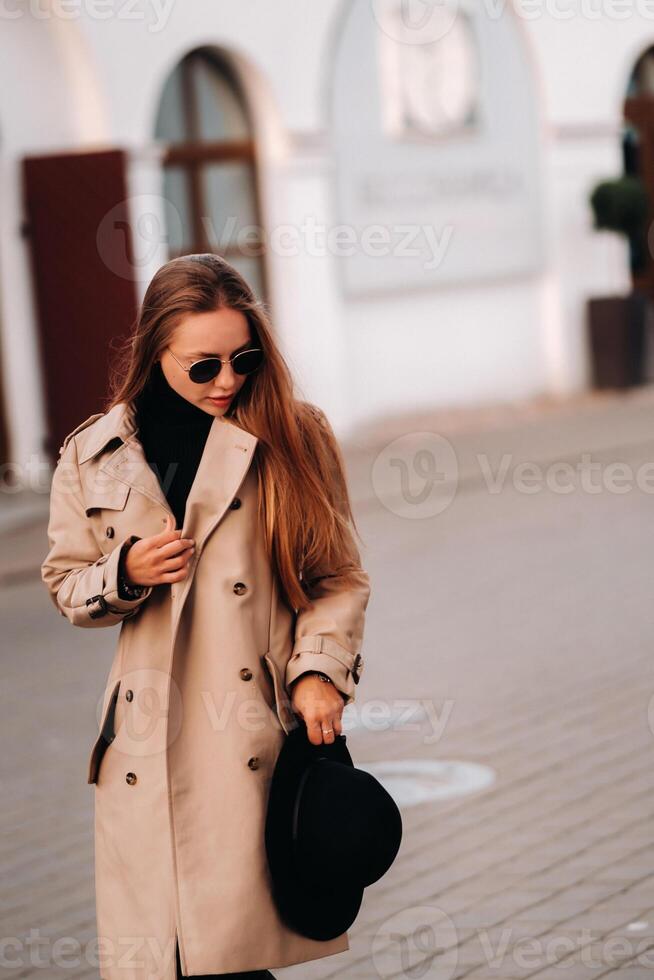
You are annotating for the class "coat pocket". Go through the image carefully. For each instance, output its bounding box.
[87,679,121,784]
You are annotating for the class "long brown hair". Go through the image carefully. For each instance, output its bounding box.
[106,253,365,612]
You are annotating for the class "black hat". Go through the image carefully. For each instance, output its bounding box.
[264,720,403,941]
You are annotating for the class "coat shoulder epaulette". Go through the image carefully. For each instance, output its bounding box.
[58,413,105,459]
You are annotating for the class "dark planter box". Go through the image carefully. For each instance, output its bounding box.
[587,290,648,388]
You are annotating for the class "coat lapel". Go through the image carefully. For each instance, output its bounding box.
[178,407,259,547]
[91,400,259,545]
[79,399,261,684]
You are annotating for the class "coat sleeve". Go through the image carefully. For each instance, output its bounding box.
[41,436,154,628]
[285,406,371,706]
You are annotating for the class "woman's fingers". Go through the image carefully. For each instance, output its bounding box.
[321,722,336,744]
[161,545,194,570]
[305,715,340,745]
[156,536,195,580]
[158,548,195,581]
[124,526,196,587]
[158,536,195,559]
[305,718,332,745]
[290,677,346,745]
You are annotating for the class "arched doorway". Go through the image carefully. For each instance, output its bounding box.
[153,47,268,302]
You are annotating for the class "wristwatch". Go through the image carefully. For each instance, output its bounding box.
[309,671,333,685]
[291,670,333,687]
[290,670,346,705]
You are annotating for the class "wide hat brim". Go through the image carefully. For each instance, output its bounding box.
[265,721,364,941]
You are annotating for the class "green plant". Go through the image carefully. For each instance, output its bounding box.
[589,175,649,273]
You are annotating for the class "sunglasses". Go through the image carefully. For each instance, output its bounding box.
[167,345,264,384]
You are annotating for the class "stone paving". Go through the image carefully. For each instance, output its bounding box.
[3,386,654,978]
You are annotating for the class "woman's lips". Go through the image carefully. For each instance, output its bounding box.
[208,395,232,404]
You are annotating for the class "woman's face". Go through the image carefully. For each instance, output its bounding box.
[158,307,253,415]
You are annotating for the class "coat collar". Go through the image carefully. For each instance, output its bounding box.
[78,401,259,546]
[77,402,139,464]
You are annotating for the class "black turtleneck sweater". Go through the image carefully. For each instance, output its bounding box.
[134,360,214,530]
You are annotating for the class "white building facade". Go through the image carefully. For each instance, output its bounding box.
[0,0,644,469]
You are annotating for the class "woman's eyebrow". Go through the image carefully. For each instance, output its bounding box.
[189,342,251,358]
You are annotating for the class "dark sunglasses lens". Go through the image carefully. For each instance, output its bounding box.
[232,349,264,375]
[189,359,221,384]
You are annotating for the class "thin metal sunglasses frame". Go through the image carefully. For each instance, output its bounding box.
[166,345,264,383]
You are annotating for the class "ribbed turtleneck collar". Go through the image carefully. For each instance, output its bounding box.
[133,360,214,529]
[135,360,214,427]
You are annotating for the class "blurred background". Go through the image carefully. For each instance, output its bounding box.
[4,0,654,978]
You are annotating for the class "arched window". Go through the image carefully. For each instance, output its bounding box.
[154,47,267,300]
[626,46,654,98]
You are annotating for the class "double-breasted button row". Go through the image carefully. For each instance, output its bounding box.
[243,672,259,772]
[127,757,258,780]
[126,757,260,780]
[171,581,248,598]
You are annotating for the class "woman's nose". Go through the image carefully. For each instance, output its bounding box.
[211,362,236,393]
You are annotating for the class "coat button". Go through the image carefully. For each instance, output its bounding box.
[233,582,248,595]
[229,497,241,509]
[126,772,137,785]
[247,756,260,770]
[239,668,253,681]
[125,689,134,702]
[106,526,115,539]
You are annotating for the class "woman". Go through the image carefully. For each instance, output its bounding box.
[41,254,371,980]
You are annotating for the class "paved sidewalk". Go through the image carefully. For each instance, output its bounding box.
[3,386,654,978]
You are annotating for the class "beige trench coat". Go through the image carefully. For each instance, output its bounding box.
[41,400,370,979]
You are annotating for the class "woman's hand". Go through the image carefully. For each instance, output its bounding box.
[289,673,345,745]
[124,514,196,588]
